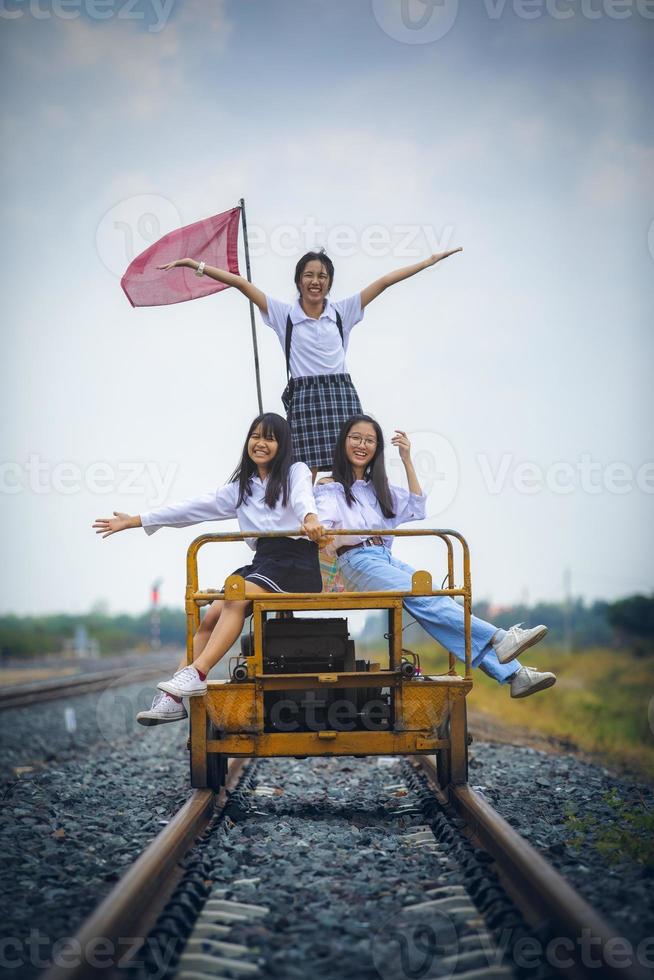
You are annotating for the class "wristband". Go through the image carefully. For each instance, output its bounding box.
[195,261,205,277]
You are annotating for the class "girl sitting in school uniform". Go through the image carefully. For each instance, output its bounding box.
[314,415,557,699]
[92,413,327,725]
[157,247,461,476]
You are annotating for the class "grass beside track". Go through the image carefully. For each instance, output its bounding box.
[413,643,654,780]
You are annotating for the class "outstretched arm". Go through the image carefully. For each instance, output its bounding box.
[157,258,268,315]
[359,248,462,310]
[93,512,141,538]
[93,487,238,539]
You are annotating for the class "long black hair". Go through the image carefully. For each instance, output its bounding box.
[294,249,334,293]
[332,415,396,519]
[230,413,293,509]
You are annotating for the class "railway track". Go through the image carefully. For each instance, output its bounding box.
[0,665,175,710]
[38,756,649,980]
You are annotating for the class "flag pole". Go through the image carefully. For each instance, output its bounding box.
[239,198,263,415]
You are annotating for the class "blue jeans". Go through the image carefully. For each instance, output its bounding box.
[338,546,520,685]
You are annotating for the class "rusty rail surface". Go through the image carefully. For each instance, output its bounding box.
[0,665,171,710]
[415,756,649,980]
[41,759,249,980]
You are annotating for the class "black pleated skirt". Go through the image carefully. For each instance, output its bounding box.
[229,537,323,594]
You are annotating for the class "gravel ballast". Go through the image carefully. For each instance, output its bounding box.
[469,740,654,955]
[0,676,187,980]
[138,756,526,980]
[1,682,653,980]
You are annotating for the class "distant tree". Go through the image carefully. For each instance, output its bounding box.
[475,598,612,650]
[607,594,654,657]
[0,608,186,660]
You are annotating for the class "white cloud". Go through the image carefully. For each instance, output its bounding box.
[1,4,651,612]
[3,0,232,121]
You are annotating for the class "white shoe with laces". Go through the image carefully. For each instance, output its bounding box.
[136,691,188,726]
[510,665,556,699]
[157,665,207,698]
[493,623,548,664]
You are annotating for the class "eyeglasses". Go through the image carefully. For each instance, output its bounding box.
[347,434,377,448]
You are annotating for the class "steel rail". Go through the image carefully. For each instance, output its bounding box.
[0,665,171,710]
[35,749,646,980]
[415,756,649,980]
[42,759,249,980]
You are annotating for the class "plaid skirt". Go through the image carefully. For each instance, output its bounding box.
[286,374,363,470]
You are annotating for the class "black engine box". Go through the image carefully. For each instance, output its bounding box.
[256,617,389,734]
[263,617,355,673]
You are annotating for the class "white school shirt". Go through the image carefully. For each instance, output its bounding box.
[260,294,364,378]
[140,462,317,550]
[314,480,427,552]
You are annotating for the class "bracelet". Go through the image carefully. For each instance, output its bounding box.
[195,261,205,277]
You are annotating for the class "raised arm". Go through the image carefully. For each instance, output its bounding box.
[157,258,268,315]
[391,430,422,496]
[359,248,462,311]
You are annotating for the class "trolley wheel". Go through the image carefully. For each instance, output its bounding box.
[189,715,227,790]
[206,720,227,791]
[436,699,469,790]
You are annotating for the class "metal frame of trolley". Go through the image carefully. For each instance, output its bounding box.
[184,528,473,792]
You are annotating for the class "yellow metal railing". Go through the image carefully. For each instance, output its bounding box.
[184,528,473,679]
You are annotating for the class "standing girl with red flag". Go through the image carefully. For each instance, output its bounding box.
[158,247,462,477]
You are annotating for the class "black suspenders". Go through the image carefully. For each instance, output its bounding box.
[284,310,344,383]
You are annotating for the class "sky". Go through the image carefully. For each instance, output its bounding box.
[1,0,653,615]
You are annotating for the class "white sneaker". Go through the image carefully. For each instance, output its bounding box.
[493,623,548,664]
[157,665,207,698]
[137,691,188,727]
[510,666,556,699]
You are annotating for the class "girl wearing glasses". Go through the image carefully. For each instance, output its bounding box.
[92,413,327,725]
[314,416,556,699]
[158,247,461,477]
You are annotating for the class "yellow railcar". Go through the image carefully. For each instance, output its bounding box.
[185,529,472,791]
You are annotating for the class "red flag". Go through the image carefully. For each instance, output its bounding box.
[121,207,241,308]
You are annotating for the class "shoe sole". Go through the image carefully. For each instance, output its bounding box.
[137,712,187,726]
[157,681,207,697]
[511,675,556,699]
[497,625,548,664]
